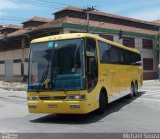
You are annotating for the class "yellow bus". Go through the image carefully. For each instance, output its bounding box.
[27,33,143,114]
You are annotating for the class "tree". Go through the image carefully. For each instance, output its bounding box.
[154,34,160,56]
[118,29,123,40]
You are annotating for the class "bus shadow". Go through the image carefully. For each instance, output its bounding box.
[30,91,145,125]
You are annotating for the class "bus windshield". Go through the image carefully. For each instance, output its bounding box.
[28,38,85,91]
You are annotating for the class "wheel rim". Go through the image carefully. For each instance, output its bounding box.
[134,83,138,95]
[131,84,134,96]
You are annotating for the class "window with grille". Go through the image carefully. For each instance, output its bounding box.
[99,35,113,41]
[143,58,153,70]
[123,37,135,48]
[142,39,153,49]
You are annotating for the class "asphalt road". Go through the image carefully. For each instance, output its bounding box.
[0,80,160,134]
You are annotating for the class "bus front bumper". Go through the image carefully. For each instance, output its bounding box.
[27,100,93,114]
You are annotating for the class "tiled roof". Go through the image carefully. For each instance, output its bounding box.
[152,20,160,26]
[0,24,22,30]
[54,6,158,26]
[0,16,158,40]
[0,27,35,40]
[37,17,67,29]
[21,16,53,24]
[68,17,158,35]
[0,17,55,40]
[41,17,158,35]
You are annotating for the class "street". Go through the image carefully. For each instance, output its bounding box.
[0,80,160,133]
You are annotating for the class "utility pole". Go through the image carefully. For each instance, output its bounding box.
[82,6,96,33]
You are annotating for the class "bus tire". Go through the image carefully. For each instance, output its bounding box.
[134,81,138,96]
[96,92,106,114]
[128,83,134,99]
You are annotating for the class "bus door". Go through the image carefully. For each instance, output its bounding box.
[85,38,98,91]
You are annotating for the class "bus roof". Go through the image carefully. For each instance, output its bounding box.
[31,33,140,54]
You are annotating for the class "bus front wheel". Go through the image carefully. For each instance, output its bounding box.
[96,92,106,114]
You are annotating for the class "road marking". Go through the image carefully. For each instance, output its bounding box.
[152,94,160,97]
[142,92,160,96]
[139,89,160,92]
[140,87,160,90]
[138,87,160,91]
[136,98,160,103]
[141,89,160,92]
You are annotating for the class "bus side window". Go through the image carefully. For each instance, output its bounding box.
[86,38,98,91]
[123,50,130,65]
[98,41,111,63]
[110,46,119,64]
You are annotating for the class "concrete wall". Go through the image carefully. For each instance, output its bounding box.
[138,38,157,72]
[135,37,157,79]
[63,29,70,34]
[12,49,22,59]
[24,48,29,59]
[0,48,29,61]
[5,51,12,60]
[0,52,5,61]
[24,62,28,75]
[13,63,21,75]
[0,64,5,75]
[0,48,29,81]
[113,35,123,44]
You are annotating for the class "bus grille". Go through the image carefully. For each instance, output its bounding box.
[39,96,66,100]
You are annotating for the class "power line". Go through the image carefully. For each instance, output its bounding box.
[1,16,26,20]
[0,18,23,22]
[36,0,69,6]
[0,15,27,23]
[10,0,66,9]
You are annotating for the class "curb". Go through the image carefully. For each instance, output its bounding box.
[0,87,26,91]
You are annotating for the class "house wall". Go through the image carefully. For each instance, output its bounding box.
[0,47,29,81]
[0,64,5,75]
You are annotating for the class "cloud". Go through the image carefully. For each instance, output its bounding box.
[99,0,160,21]
[0,0,36,10]
[127,8,160,21]
[0,0,18,9]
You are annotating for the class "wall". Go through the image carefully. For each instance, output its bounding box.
[0,48,29,81]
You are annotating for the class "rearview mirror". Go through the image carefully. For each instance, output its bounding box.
[86,51,94,57]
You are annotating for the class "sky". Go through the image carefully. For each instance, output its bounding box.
[0,0,160,25]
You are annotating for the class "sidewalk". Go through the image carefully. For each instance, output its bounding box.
[143,79,160,84]
[0,81,26,91]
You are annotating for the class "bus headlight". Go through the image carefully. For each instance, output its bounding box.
[27,96,39,101]
[66,95,86,100]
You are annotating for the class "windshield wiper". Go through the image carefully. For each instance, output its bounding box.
[50,48,58,90]
[36,62,49,93]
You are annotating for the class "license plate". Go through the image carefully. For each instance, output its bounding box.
[48,104,57,108]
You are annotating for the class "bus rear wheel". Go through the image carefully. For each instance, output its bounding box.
[96,92,106,114]
[128,83,134,99]
[134,82,138,96]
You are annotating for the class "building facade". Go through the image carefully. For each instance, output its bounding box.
[0,6,159,81]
